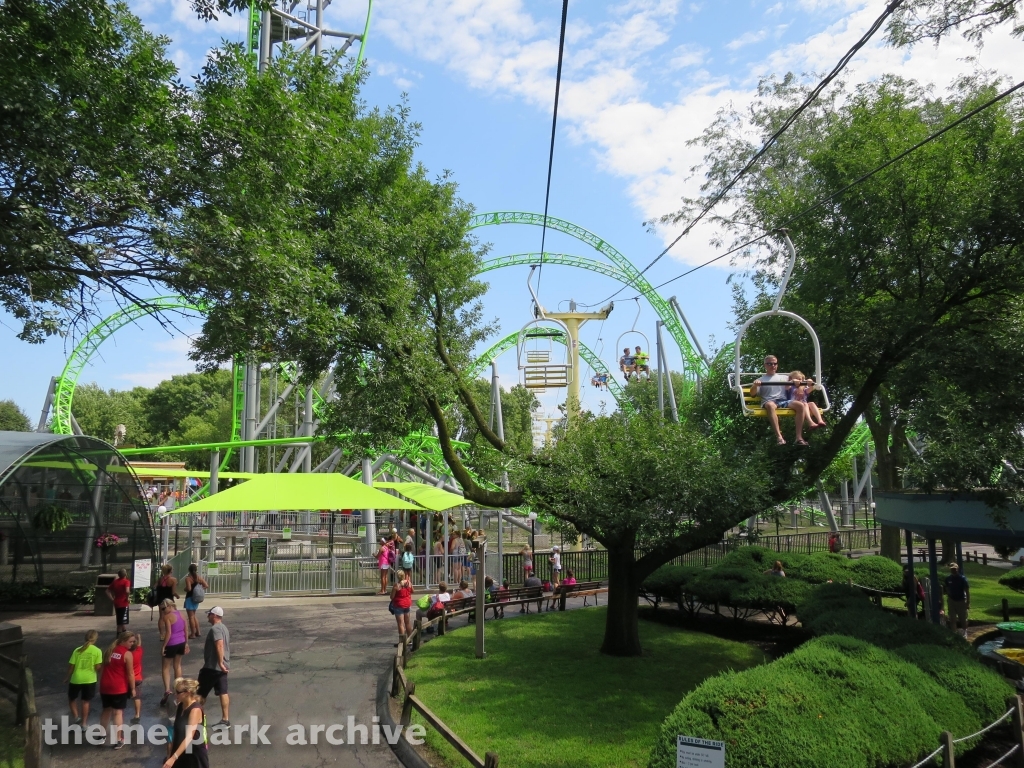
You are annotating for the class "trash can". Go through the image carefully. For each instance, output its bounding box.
[94,574,116,616]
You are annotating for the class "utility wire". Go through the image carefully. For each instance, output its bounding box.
[587,0,906,306]
[642,76,1024,295]
[536,0,571,300]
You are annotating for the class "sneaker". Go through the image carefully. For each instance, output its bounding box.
[73,717,82,726]
[130,717,141,725]
[212,720,231,729]
[113,740,125,750]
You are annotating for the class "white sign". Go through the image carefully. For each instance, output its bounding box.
[132,558,152,590]
[677,736,725,768]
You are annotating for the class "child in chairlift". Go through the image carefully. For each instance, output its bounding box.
[787,370,827,430]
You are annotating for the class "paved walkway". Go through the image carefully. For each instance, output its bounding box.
[10,594,405,767]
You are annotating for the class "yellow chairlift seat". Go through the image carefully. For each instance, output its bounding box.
[741,385,796,418]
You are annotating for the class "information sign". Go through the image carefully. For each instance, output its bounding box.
[281,527,292,541]
[249,537,269,565]
[132,558,152,590]
[677,736,725,768]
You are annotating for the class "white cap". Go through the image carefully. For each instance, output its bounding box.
[207,606,224,617]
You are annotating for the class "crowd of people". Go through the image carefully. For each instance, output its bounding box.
[376,523,488,595]
[64,563,229,763]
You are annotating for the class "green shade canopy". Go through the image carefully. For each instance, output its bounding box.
[174,473,423,513]
[375,481,482,511]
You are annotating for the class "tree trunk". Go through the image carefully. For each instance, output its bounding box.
[865,394,905,562]
[940,538,956,564]
[880,526,902,561]
[601,545,643,657]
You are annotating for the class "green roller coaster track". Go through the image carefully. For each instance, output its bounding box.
[469,212,708,379]
[469,327,626,406]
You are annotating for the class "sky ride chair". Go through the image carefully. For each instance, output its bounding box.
[727,231,831,419]
[517,268,573,391]
[617,298,651,381]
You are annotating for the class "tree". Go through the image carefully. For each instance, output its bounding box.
[0,401,31,432]
[144,370,234,445]
[1,0,191,340]
[519,408,768,655]
[673,74,1024,555]
[888,0,1023,46]
[71,384,151,446]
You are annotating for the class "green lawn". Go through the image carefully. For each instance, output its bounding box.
[403,608,766,768]
[961,561,1024,619]
[0,697,24,768]
[883,561,1024,620]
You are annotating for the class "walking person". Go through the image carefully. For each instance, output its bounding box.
[163,677,209,768]
[390,569,414,643]
[64,630,102,727]
[183,564,209,639]
[99,631,136,749]
[377,538,391,595]
[944,562,971,637]
[198,607,230,729]
[521,545,533,583]
[549,545,562,588]
[156,564,180,604]
[106,568,132,634]
[130,633,144,725]
[158,599,189,706]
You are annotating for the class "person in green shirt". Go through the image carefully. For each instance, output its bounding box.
[634,346,650,379]
[64,630,103,727]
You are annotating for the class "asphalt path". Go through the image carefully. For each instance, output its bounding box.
[7,595,404,767]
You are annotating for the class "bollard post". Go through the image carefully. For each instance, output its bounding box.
[484,752,500,768]
[391,657,401,698]
[400,682,416,726]
[941,730,955,768]
[559,586,568,612]
[1010,696,1024,768]
[400,633,407,662]
[438,611,446,636]
[984,552,988,566]
[1005,598,1011,622]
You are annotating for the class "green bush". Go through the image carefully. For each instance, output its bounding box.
[731,575,813,614]
[797,583,970,654]
[641,565,702,600]
[648,635,994,768]
[850,556,905,592]
[687,567,754,606]
[895,644,1012,729]
[785,551,852,584]
[715,546,778,574]
[0,583,92,604]
[998,568,1024,594]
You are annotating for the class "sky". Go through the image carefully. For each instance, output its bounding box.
[2,0,1020,424]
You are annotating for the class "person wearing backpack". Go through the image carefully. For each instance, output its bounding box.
[183,564,209,640]
[400,542,415,574]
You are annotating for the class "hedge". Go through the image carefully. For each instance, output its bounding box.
[648,634,1011,768]
[999,568,1024,593]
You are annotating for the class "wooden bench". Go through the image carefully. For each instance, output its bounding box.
[552,581,606,611]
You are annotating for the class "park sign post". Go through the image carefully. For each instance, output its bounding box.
[249,538,269,564]
[677,735,724,768]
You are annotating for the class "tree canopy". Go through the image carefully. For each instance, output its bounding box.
[0,401,32,432]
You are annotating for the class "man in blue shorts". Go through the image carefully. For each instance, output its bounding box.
[619,348,635,381]
[749,355,807,446]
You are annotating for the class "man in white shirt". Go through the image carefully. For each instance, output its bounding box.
[749,355,808,446]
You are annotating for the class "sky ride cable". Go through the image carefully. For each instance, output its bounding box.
[640,75,1024,295]
[536,0,571,299]
[585,0,907,307]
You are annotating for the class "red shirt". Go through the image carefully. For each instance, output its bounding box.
[132,645,143,683]
[109,577,131,609]
[393,585,413,609]
[100,645,132,694]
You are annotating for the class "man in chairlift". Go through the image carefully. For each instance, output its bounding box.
[749,355,809,446]
[634,346,650,379]
[619,348,636,381]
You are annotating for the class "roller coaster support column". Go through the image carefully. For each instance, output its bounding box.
[302,386,313,473]
[490,362,506,585]
[546,302,613,424]
[208,451,220,561]
[362,458,376,555]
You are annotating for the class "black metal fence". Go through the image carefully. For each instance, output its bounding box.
[499,528,882,585]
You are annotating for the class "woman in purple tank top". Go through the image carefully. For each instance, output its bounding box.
[158,599,190,705]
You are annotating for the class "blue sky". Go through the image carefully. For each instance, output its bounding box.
[3,0,1019,422]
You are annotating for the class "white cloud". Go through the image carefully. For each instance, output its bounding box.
[371,0,1020,268]
[115,336,198,387]
[727,29,769,51]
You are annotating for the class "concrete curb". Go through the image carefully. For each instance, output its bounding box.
[377,666,432,768]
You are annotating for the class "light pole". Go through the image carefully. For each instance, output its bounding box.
[528,512,537,562]
[474,538,486,659]
[157,506,168,564]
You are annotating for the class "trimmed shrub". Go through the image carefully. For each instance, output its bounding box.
[797,583,970,654]
[785,551,852,584]
[850,555,905,593]
[642,565,702,601]
[999,569,1024,594]
[895,644,1012,728]
[715,546,779,574]
[687,567,754,606]
[648,635,994,768]
[730,575,812,614]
